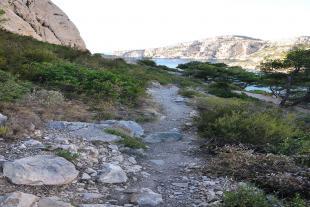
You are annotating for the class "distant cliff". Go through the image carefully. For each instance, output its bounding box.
[114,35,310,69]
[0,0,86,50]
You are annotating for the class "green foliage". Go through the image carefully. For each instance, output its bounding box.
[0,70,31,102]
[19,62,143,104]
[179,88,203,98]
[0,126,9,137]
[290,194,307,207]
[222,185,281,207]
[196,97,304,154]
[178,61,260,84]
[0,29,183,106]
[55,149,79,161]
[260,49,310,106]
[207,82,242,98]
[137,59,157,67]
[105,128,146,149]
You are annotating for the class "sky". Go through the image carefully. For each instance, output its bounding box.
[52,0,310,53]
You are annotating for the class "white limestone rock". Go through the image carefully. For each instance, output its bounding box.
[0,192,39,207]
[98,163,128,184]
[3,155,79,185]
[0,0,87,50]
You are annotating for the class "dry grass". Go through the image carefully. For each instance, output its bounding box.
[0,93,92,138]
[205,146,310,198]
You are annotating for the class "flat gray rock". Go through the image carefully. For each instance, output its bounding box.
[98,163,128,184]
[38,197,73,207]
[150,160,165,166]
[0,192,39,207]
[144,132,183,143]
[100,120,144,137]
[47,121,121,143]
[79,204,122,207]
[3,155,79,186]
[130,188,163,207]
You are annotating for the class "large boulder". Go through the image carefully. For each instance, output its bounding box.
[144,132,183,143]
[38,197,73,207]
[0,0,86,50]
[0,192,39,207]
[3,155,79,185]
[130,188,163,207]
[98,163,128,184]
[0,113,8,126]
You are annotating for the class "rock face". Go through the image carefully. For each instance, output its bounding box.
[0,0,86,50]
[114,35,310,69]
[3,155,79,185]
[98,163,128,184]
[0,192,39,207]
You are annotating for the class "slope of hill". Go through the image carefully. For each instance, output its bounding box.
[0,0,86,50]
[114,35,310,69]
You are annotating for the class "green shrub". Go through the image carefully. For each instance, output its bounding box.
[105,128,146,149]
[222,185,282,207]
[137,59,157,67]
[0,70,31,102]
[289,194,307,207]
[23,48,58,63]
[55,149,79,161]
[179,88,202,98]
[0,126,9,137]
[197,97,302,154]
[19,62,144,104]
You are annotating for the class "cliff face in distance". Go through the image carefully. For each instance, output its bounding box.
[0,0,86,50]
[114,35,310,69]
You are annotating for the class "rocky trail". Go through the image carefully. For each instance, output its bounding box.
[0,84,235,207]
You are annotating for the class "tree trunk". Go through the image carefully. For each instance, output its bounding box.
[280,75,292,107]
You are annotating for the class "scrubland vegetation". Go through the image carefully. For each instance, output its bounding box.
[0,29,196,137]
[0,23,308,205]
[177,58,309,206]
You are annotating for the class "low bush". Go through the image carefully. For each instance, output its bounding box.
[179,88,203,98]
[19,62,144,104]
[206,146,309,198]
[222,185,281,207]
[0,126,9,137]
[55,149,79,161]
[137,59,157,67]
[22,89,65,107]
[0,70,31,102]
[196,97,304,154]
[105,128,146,149]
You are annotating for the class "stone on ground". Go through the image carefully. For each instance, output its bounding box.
[0,113,8,126]
[38,197,73,207]
[98,163,128,184]
[79,205,122,207]
[144,132,183,143]
[3,155,79,185]
[100,120,144,137]
[47,121,121,143]
[0,192,39,207]
[130,188,163,207]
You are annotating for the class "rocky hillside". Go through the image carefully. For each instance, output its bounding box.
[0,0,86,50]
[114,35,310,69]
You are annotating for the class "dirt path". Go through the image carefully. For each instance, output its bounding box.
[129,84,229,207]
